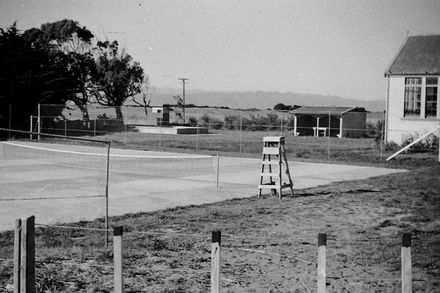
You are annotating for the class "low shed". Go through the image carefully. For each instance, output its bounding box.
[290,106,367,138]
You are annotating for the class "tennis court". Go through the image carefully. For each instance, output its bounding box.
[0,140,406,231]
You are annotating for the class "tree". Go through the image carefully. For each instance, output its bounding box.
[91,40,144,120]
[131,76,152,118]
[273,103,301,111]
[23,19,96,121]
[0,23,71,130]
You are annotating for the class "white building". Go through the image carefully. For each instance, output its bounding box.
[385,35,440,145]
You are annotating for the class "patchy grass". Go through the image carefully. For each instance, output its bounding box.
[1,163,439,292]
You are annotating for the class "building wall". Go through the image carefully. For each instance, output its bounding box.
[387,76,440,145]
[341,112,367,138]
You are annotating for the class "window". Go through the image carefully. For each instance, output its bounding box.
[404,77,422,116]
[425,77,438,118]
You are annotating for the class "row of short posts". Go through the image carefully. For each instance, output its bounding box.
[317,233,413,293]
[13,217,413,293]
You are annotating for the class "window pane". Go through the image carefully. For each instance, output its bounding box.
[404,85,421,116]
[426,77,438,85]
[425,83,438,118]
[405,77,422,85]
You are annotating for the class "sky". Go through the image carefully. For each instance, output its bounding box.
[1,0,440,102]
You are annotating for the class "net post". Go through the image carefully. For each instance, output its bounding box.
[105,141,111,247]
[216,154,220,189]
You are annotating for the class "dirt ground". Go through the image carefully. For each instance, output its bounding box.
[0,163,439,292]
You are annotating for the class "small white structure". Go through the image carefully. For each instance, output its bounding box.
[290,106,367,138]
[385,35,440,144]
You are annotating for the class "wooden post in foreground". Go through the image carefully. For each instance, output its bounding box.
[211,230,221,293]
[13,219,21,293]
[317,233,327,293]
[20,216,35,293]
[113,226,124,293]
[401,233,412,293]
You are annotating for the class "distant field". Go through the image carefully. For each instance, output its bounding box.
[99,129,437,167]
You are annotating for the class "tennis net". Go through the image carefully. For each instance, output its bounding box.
[0,129,219,202]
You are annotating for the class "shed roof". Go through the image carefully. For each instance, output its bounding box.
[291,106,365,116]
[385,35,440,75]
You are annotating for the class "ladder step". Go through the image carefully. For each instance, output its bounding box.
[261,161,280,165]
[260,173,279,177]
[258,183,293,189]
[263,147,280,155]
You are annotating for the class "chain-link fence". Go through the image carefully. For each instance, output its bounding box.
[2,103,433,163]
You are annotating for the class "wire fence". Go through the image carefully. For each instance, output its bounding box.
[1,219,439,292]
[18,104,436,163]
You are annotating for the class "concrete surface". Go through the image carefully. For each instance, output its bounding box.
[0,142,406,231]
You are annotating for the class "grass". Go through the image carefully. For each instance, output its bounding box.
[71,128,436,168]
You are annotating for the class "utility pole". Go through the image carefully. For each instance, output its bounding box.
[178,78,188,124]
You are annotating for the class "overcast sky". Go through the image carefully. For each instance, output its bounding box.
[1,0,440,102]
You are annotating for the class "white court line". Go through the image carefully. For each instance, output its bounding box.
[1,141,213,159]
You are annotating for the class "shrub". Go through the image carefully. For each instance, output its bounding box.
[224,115,240,130]
[401,132,439,153]
[187,116,197,127]
[199,114,223,129]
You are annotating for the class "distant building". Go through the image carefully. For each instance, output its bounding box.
[290,106,367,138]
[385,35,440,144]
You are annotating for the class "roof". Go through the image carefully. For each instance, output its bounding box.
[291,106,366,116]
[385,35,440,75]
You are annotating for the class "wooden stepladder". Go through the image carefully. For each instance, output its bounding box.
[258,136,294,199]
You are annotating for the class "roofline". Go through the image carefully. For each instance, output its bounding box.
[290,106,360,115]
[340,107,356,114]
[384,35,409,77]
[384,72,440,77]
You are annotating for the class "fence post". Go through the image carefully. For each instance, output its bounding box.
[437,126,439,162]
[94,119,97,138]
[401,233,412,293]
[29,116,33,140]
[13,219,21,293]
[327,112,331,160]
[211,230,221,293]
[113,226,124,293]
[9,102,12,138]
[317,233,326,293]
[105,142,111,247]
[280,114,283,135]
[37,104,41,140]
[20,216,35,293]
[216,155,220,189]
[196,119,199,150]
[239,112,242,154]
